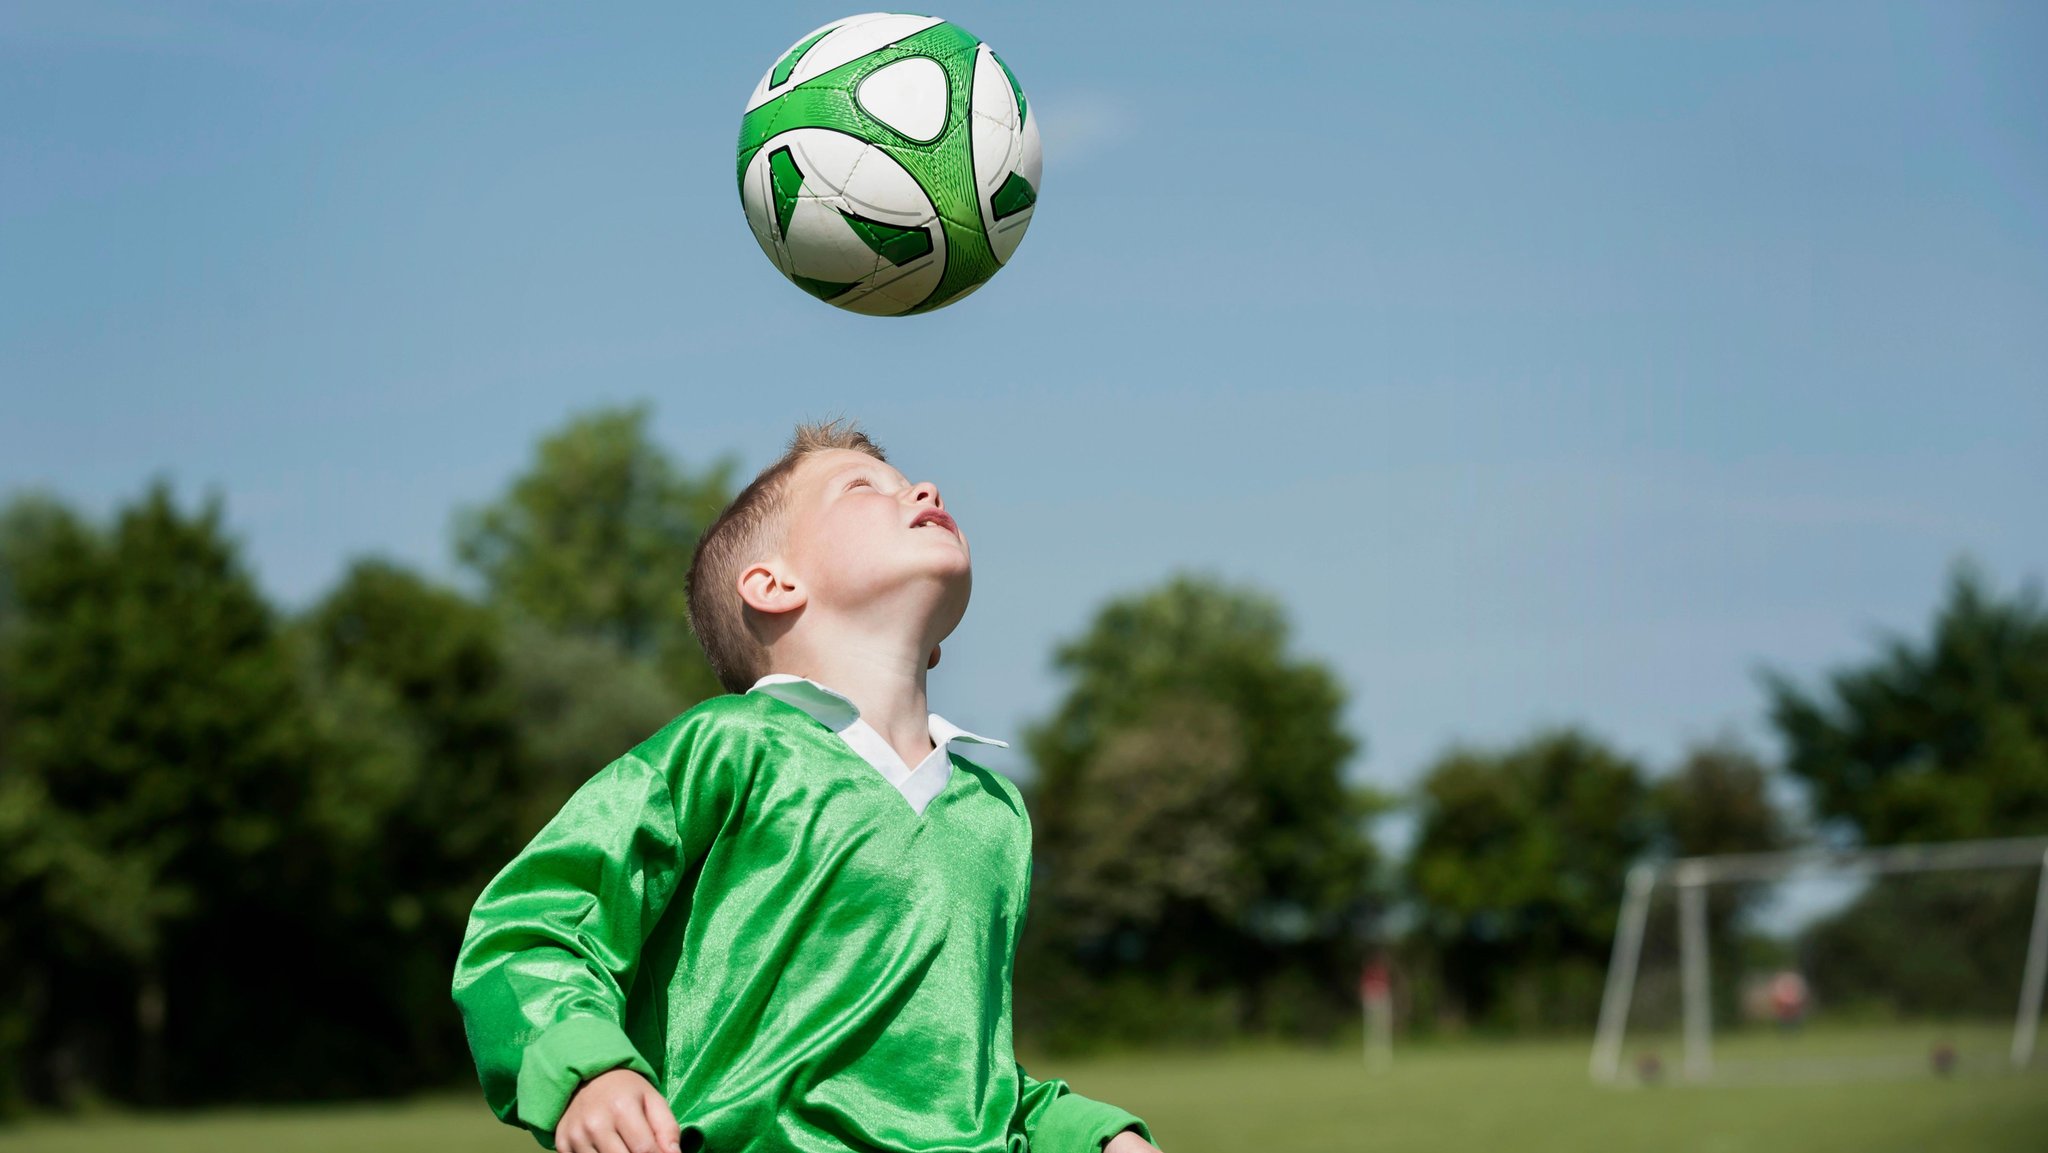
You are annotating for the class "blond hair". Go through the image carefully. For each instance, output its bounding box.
[685,417,888,694]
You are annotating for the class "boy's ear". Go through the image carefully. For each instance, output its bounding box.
[737,560,805,616]
[927,644,941,669]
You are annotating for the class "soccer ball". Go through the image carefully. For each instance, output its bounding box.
[736,13,1041,316]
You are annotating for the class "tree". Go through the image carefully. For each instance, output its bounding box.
[1762,564,2047,1018]
[1653,738,1789,860]
[1649,738,1792,1027]
[0,493,89,1114]
[292,559,692,1086]
[1049,700,1259,944]
[1020,573,1381,1043]
[497,620,687,830]
[1405,729,1653,1029]
[1765,562,2048,845]
[0,485,327,1106]
[1802,865,2037,1019]
[454,404,734,704]
[301,558,527,878]
[292,559,540,1085]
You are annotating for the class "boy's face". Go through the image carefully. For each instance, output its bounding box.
[775,448,971,624]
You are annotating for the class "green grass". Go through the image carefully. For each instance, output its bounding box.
[3,1034,2042,1153]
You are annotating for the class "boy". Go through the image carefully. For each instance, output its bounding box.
[451,420,1163,1153]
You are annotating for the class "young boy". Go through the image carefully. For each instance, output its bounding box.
[451,420,1163,1153]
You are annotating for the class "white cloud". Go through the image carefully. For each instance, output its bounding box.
[1029,89,1134,170]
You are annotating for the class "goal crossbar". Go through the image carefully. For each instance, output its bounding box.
[1589,835,2048,1085]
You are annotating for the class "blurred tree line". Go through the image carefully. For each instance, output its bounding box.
[0,406,720,1113]
[1770,569,2048,1021]
[1,405,2044,1116]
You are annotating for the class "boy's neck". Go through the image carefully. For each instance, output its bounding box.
[771,623,937,769]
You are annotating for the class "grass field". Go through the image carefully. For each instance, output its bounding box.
[2,1032,2042,1153]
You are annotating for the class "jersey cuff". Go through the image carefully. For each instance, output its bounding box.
[1034,1091,1153,1153]
[515,1015,658,1143]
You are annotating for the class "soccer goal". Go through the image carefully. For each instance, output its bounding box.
[1590,836,2048,1086]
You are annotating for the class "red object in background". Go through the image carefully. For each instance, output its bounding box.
[1360,957,1392,1004]
[1769,970,1810,1023]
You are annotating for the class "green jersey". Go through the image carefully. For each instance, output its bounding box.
[450,689,1150,1153]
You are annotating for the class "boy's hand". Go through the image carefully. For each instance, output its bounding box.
[1106,1130,1162,1153]
[556,1067,683,1153]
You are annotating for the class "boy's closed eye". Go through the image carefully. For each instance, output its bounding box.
[845,473,908,493]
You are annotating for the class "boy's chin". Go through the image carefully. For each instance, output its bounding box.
[911,550,972,583]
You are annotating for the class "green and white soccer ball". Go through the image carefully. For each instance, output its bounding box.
[736,13,1041,316]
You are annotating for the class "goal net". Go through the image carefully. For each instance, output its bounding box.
[1590,837,2048,1086]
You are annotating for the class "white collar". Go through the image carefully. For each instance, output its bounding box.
[747,673,1008,816]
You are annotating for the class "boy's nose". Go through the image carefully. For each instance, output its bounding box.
[910,482,942,508]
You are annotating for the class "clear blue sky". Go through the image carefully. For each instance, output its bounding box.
[4,1,2044,804]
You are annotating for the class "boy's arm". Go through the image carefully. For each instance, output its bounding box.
[1014,1063,1155,1153]
[450,748,686,1147]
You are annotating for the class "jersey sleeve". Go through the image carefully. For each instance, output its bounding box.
[449,715,722,1149]
[1014,1063,1153,1153]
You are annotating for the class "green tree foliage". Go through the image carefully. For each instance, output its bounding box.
[1406,729,1654,1029]
[0,476,698,1114]
[0,485,327,1107]
[1050,701,1259,943]
[1761,564,2047,1019]
[1802,870,2037,1019]
[1,409,735,1114]
[1650,739,1790,1028]
[301,559,527,886]
[1654,738,1789,859]
[293,560,536,1085]
[291,561,690,1092]
[498,620,686,831]
[0,494,84,1114]
[1765,563,2048,845]
[454,404,734,704]
[1020,573,1382,1045]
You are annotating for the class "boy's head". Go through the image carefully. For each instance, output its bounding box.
[685,418,971,694]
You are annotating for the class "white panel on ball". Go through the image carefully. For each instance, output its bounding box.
[969,44,1040,266]
[856,56,950,143]
[969,45,1019,134]
[745,13,944,112]
[738,127,946,317]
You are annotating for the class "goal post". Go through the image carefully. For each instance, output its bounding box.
[1590,836,2048,1085]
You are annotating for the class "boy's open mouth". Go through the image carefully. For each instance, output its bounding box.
[910,509,958,536]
